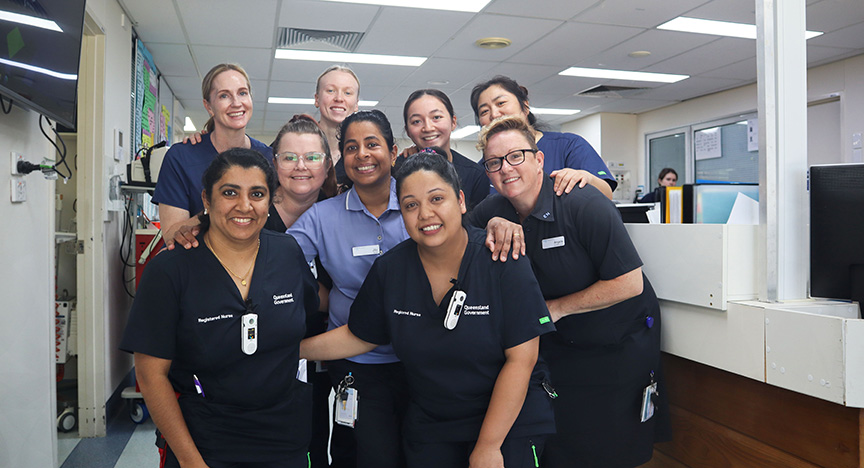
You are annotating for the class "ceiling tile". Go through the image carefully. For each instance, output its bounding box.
[573,30,716,71]
[471,62,567,89]
[684,0,757,24]
[278,0,379,31]
[191,46,274,82]
[700,57,757,81]
[146,43,198,78]
[573,0,710,28]
[121,0,186,44]
[806,1,864,33]
[636,76,745,101]
[162,77,204,103]
[396,58,498,92]
[507,22,646,67]
[178,0,279,48]
[808,22,864,49]
[435,13,564,61]
[806,45,860,67]
[645,37,755,76]
[484,0,597,20]
[357,9,474,56]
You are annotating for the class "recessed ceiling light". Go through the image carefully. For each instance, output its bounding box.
[451,125,481,139]
[184,117,196,132]
[0,10,62,32]
[275,50,426,67]
[657,16,823,40]
[427,80,450,86]
[318,0,491,13]
[628,51,651,58]
[530,107,581,116]
[559,66,688,84]
[268,97,378,106]
[475,37,512,49]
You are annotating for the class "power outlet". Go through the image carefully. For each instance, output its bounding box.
[11,152,24,175]
[11,178,26,202]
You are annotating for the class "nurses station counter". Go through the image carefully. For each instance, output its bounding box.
[626,224,864,468]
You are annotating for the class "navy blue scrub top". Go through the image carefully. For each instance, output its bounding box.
[120,229,319,462]
[348,227,556,443]
[468,177,661,386]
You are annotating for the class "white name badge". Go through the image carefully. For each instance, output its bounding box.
[352,244,381,257]
[542,236,566,250]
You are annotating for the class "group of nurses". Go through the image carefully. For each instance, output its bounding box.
[135,57,665,468]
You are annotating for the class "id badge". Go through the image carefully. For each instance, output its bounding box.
[352,244,381,257]
[640,381,658,423]
[335,388,358,427]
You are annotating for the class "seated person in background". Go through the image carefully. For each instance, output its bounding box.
[301,152,557,468]
[468,115,668,468]
[637,167,678,203]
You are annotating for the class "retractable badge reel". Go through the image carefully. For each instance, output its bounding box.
[335,373,358,428]
[640,371,659,423]
[444,290,467,330]
[241,300,258,355]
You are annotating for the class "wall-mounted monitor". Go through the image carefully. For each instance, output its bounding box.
[0,0,87,129]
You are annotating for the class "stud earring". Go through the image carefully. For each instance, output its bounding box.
[203,208,208,215]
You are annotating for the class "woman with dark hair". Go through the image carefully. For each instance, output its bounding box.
[286,109,411,468]
[301,152,557,468]
[470,75,616,200]
[121,148,319,468]
[154,63,273,247]
[637,168,678,203]
[397,89,489,209]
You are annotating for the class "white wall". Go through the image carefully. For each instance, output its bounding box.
[87,0,136,402]
[631,53,864,183]
[0,109,60,468]
[562,113,602,153]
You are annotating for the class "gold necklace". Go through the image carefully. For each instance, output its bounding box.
[204,237,260,287]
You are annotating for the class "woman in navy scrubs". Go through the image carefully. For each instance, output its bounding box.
[121,148,318,468]
[301,152,557,468]
[395,89,489,209]
[467,116,666,468]
[470,75,616,200]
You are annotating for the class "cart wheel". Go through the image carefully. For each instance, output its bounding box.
[58,410,77,432]
[130,401,149,424]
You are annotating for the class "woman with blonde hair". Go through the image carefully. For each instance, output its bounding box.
[154,63,272,245]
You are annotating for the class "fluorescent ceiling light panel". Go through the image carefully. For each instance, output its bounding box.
[268,97,378,106]
[318,0,491,13]
[531,107,581,116]
[0,10,62,32]
[184,117,196,132]
[275,50,426,67]
[451,125,481,139]
[560,67,688,84]
[657,16,823,40]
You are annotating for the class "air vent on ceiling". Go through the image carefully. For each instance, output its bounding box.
[277,28,365,52]
[577,85,648,98]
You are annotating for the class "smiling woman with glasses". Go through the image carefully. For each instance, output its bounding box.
[482,148,538,173]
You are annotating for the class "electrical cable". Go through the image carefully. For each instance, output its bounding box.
[39,115,72,179]
[0,95,12,114]
[119,194,137,298]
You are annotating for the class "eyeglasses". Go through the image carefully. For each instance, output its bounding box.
[275,152,326,169]
[482,149,537,173]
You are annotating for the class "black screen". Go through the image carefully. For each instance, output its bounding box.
[810,164,864,309]
[0,0,87,129]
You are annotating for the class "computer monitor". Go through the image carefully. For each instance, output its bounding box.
[810,164,864,313]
